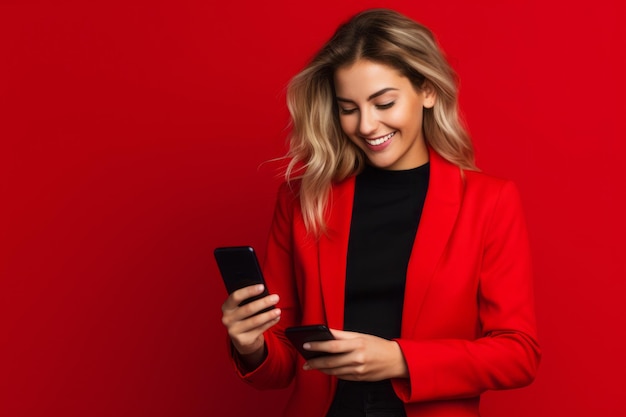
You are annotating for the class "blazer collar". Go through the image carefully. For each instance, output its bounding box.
[318,176,355,330]
[401,148,463,335]
[318,148,463,334]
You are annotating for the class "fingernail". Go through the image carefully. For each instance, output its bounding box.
[302,343,311,350]
[256,284,264,292]
[302,363,310,370]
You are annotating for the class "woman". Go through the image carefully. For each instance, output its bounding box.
[221,8,541,417]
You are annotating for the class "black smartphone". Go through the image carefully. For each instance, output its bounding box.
[285,324,335,360]
[213,246,274,314]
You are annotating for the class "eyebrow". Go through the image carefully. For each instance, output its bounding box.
[336,87,398,103]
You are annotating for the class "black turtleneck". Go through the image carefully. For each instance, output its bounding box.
[326,162,429,417]
[344,162,429,339]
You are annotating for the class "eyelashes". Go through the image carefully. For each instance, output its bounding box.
[376,102,395,110]
[339,102,395,115]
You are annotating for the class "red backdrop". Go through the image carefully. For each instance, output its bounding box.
[1,0,624,416]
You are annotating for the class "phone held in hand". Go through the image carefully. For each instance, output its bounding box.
[285,324,335,360]
[213,246,275,314]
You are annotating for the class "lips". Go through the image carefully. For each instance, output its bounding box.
[363,131,396,147]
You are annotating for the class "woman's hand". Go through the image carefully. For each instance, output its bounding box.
[221,284,281,369]
[301,329,408,381]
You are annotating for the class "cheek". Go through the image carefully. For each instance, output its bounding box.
[339,116,355,135]
[339,119,363,148]
[389,105,422,130]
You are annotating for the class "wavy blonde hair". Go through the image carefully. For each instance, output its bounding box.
[286,8,476,235]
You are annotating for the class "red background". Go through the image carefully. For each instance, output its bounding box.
[1,0,624,416]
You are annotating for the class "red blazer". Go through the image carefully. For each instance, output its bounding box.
[233,149,541,417]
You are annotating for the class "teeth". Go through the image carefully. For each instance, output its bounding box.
[365,132,395,146]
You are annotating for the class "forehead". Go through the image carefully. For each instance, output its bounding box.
[334,60,409,97]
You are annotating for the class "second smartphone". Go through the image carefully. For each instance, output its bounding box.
[285,324,335,360]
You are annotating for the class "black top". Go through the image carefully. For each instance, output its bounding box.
[326,162,429,417]
[344,162,429,338]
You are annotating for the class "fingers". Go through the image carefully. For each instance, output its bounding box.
[306,361,366,380]
[222,284,266,311]
[328,329,357,340]
[220,284,282,356]
[224,305,282,337]
[221,289,281,334]
[303,351,370,381]
[303,334,364,355]
[300,336,364,376]
[222,285,280,319]
[301,334,407,381]
[227,307,282,355]
[297,328,359,356]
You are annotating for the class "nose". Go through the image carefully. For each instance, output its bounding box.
[358,108,378,136]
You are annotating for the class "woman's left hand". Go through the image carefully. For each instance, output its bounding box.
[301,329,409,381]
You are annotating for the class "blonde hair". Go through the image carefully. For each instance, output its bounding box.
[286,8,476,235]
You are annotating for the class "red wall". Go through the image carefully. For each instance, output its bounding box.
[1,1,624,416]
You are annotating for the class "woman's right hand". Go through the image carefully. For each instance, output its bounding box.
[221,284,281,368]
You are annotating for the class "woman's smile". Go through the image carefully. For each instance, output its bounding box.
[363,131,396,148]
[334,59,436,170]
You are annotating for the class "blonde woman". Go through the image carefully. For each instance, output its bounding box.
[221,8,540,417]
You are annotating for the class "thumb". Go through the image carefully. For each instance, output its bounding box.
[329,328,358,340]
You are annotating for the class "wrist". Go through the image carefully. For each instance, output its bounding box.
[390,340,409,379]
[234,342,267,372]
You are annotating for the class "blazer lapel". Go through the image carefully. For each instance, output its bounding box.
[401,149,463,336]
[318,177,355,330]
[317,150,463,334]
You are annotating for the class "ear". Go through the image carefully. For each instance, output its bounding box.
[421,81,437,109]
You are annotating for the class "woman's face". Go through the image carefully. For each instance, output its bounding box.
[334,59,435,170]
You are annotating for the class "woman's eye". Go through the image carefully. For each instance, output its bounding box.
[376,102,395,110]
[340,108,358,115]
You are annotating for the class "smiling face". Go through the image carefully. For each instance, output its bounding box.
[334,59,436,170]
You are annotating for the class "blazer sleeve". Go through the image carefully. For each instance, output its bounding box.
[392,181,541,402]
[229,183,300,389]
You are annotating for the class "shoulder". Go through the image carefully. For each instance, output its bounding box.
[457,170,526,226]
[461,170,526,232]
[464,169,507,187]
[463,169,521,200]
